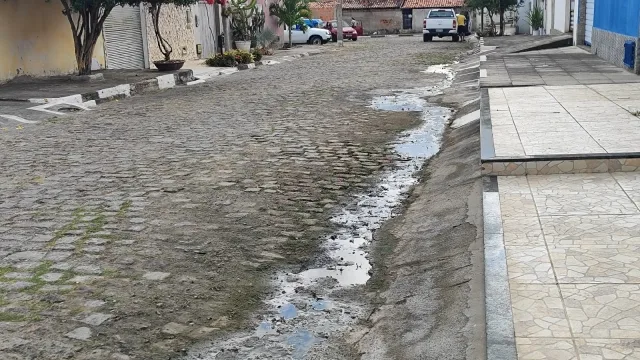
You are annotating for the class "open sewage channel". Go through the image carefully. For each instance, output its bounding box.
[186,65,455,360]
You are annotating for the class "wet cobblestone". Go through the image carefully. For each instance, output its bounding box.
[0,37,470,359]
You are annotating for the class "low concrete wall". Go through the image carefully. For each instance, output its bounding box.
[145,5,198,65]
[591,27,639,73]
[0,0,106,83]
[411,9,428,32]
[311,7,335,21]
[344,9,402,34]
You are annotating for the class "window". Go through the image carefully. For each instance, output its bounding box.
[428,10,454,18]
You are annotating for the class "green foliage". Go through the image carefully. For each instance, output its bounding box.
[465,0,516,11]
[269,0,312,47]
[205,50,254,67]
[229,0,258,41]
[256,29,278,50]
[526,5,544,30]
[252,49,263,62]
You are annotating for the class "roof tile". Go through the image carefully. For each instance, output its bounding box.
[343,0,403,9]
[401,0,464,9]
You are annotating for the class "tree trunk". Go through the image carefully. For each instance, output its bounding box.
[499,10,505,36]
[77,41,98,75]
[288,27,292,48]
[151,3,173,61]
[481,9,484,32]
[60,0,113,76]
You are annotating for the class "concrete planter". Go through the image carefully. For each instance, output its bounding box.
[235,41,251,51]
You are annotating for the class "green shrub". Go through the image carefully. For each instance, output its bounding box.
[205,50,254,67]
[252,49,263,62]
[233,50,254,64]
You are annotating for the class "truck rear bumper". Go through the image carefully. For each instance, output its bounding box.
[422,29,457,37]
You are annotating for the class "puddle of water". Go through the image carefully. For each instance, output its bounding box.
[185,65,454,360]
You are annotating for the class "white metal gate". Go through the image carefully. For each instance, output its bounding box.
[585,0,594,45]
[195,2,217,58]
[104,6,146,69]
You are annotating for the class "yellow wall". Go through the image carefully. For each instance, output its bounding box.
[0,0,106,83]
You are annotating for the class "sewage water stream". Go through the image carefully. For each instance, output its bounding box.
[186,65,455,360]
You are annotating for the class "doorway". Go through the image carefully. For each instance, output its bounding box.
[402,9,412,30]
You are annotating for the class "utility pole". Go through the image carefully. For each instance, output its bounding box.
[336,0,343,46]
[222,3,231,51]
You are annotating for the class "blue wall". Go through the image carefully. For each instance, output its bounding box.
[593,0,640,37]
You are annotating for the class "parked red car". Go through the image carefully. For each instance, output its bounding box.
[325,20,358,42]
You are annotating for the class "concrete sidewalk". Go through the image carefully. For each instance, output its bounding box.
[486,173,640,360]
[480,36,640,360]
[481,46,638,87]
[0,69,193,103]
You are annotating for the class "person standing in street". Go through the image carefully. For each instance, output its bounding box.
[456,12,467,41]
[351,17,357,27]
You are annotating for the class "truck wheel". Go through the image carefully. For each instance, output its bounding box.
[452,35,459,42]
[423,34,432,42]
[309,36,322,45]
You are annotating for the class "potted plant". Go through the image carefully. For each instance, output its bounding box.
[269,0,312,48]
[526,5,544,36]
[229,0,257,51]
[143,0,198,71]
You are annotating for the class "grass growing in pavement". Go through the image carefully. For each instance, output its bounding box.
[117,200,132,218]
[0,312,29,322]
[74,212,107,254]
[47,207,85,248]
[414,52,456,66]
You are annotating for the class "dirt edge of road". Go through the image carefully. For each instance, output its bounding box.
[356,61,485,359]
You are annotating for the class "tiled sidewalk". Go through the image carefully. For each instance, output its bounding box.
[494,173,640,359]
[491,84,640,157]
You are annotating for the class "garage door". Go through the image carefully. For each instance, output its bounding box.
[584,0,594,45]
[103,6,146,69]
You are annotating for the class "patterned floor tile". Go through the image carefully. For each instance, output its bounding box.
[511,284,571,338]
[531,189,638,216]
[501,193,539,218]
[540,215,640,245]
[516,338,577,360]
[561,284,640,339]
[507,245,555,284]
[503,216,545,246]
[550,245,640,283]
[528,174,621,193]
[575,338,640,359]
[498,176,531,193]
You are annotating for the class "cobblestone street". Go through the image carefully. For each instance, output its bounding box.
[0,37,470,359]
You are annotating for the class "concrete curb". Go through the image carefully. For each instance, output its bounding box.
[22,69,194,106]
[187,50,324,85]
[13,49,326,106]
[483,177,517,360]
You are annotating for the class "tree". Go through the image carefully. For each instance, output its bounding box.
[268,0,312,48]
[142,0,199,62]
[464,0,516,36]
[59,0,130,75]
[495,0,517,35]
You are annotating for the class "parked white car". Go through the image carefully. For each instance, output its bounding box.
[285,26,332,45]
[423,8,459,42]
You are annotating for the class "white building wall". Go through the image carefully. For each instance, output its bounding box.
[553,0,571,33]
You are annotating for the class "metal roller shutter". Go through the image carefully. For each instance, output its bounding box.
[104,6,146,69]
[584,0,594,45]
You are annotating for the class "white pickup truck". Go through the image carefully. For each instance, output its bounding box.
[423,8,459,42]
[285,26,332,45]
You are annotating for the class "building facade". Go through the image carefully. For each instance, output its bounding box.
[574,0,640,73]
[311,0,463,34]
[0,0,107,83]
[402,0,464,33]
[0,0,282,83]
